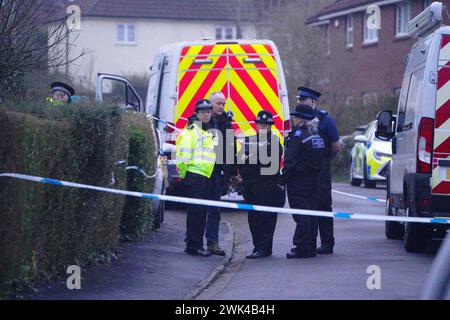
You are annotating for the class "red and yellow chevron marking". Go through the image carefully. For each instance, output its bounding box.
[432,35,450,195]
[175,43,284,144]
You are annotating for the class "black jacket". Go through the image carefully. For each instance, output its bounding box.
[238,132,283,180]
[281,125,326,183]
[208,113,237,176]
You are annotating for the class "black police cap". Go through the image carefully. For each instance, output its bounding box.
[254,110,274,124]
[290,104,318,120]
[296,86,321,100]
[195,99,213,111]
[51,82,75,96]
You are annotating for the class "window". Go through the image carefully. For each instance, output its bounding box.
[346,15,354,48]
[117,24,136,44]
[346,96,354,106]
[325,24,330,55]
[396,2,411,37]
[362,92,378,106]
[363,12,379,44]
[396,75,412,131]
[215,26,236,40]
[423,0,432,9]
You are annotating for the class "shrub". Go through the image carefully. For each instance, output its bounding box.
[0,100,157,298]
[120,114,157,239]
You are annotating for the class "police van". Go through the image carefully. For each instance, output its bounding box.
[375,2,450,252]
[96,39,290,207]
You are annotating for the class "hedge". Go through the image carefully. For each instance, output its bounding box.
[0,100,157,298]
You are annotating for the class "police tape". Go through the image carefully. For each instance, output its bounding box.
[332,189,386,203]
[1,173,449,225]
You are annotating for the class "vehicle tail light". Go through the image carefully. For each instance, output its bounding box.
[283,119,291,137]
[417,117,434,174]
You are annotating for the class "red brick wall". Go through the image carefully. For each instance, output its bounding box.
[315,0,450,103]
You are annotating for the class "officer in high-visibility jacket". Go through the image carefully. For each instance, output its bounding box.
[46,82,75,106]
[176,99,216,257]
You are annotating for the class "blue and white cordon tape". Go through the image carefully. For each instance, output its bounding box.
[0,173,449,225]
[331,189,386,203]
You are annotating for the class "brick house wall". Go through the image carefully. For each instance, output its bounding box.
[308,0,450,105]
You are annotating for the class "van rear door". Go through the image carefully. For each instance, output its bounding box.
[432,35,450,196]
[175,42,285,142]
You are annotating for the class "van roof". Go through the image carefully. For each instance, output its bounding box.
[159,39,277,53]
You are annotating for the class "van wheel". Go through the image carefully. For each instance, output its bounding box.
[404,206,428,252]
[363,159,376,188]
[153,200,165,229]
[385,200,404,240]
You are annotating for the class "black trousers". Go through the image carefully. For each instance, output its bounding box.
[184,172,210,250]
[318,165,334,248]
[287,177,319,254]
[242,179,284,254]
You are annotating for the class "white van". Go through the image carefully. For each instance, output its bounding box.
[376,2,450,252]
[96,39,290,210]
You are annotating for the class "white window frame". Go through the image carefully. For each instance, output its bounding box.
[346,15,354,48]
[116,23,136,45]
[396,1,411,37]
[325,24,330,55]
[363,12,379,44]
[215,26,237,40]
[362,92,378,106]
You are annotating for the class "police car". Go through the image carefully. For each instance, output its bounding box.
[376,2,450,252]
[350,120,392,188]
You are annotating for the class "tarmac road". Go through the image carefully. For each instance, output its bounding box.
[197,183,436,300]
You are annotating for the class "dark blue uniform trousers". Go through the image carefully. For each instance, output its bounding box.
[287,176,319,254]
[185,172,210,250]
[205,168,223,244]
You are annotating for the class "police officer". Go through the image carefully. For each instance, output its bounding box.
[238,111,284,259]
[47,82,75,105]
[176,99,216,257]
[281,104,326,259]
[204,91,236,256]
[296,87,341,255]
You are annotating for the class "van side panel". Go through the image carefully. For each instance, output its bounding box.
[432,35,450,196]
[175,42,284,142]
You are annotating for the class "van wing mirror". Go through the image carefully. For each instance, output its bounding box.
[375,111,395,141]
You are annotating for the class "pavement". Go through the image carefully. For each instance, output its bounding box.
[31,182,439,300]
[32,210,235,300]
[198,183,437,300]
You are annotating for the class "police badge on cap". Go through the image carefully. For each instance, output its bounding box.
[254,110,274,124]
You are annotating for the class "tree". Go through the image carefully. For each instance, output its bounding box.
[0,0,87,99]
[258,0,336,107]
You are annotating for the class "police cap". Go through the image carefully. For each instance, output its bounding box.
[290,104,318,120]
[195,99,213,112]
[51,82,75,97]
[296,86,321,100]
[254,110,274,124]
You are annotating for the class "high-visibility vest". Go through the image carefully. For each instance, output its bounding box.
[176,123,216,179]
[46,97,65,106]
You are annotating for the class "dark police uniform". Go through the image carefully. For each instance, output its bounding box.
[205,111,236,255]
[238,111,284,259]
[297,87,340,254]
[316,108,339,252]
[282,104,325,258]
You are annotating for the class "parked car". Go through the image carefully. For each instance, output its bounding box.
[350,120,392,188]
[375,2,450,252]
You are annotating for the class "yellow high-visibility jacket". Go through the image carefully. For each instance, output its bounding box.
[176,122,216,179]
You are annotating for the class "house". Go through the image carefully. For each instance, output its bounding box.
[306,0,450,106]
[46,0,259,90]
